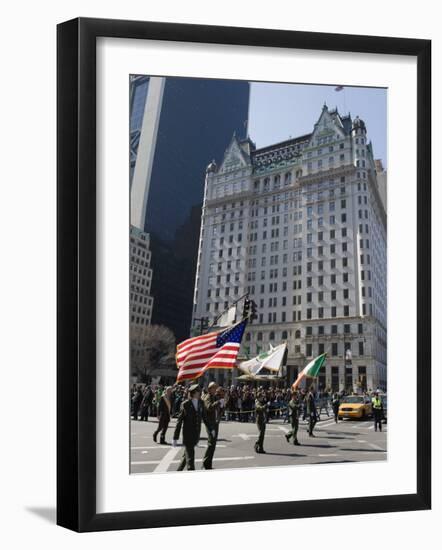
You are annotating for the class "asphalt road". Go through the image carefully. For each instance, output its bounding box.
[130,414,387,474]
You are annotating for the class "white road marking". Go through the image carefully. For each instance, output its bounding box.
[318,453,339,457]
[233,433,251,440]
[369,442,386,452]
[277,426,289,433]
[141,451,148,454]
[153,447,181,473]
[357,440,367,444]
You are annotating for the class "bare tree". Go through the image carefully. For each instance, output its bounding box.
[131,324,176,383]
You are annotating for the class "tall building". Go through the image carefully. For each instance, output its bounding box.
[193,104,387,392]
[375,159,387,211]
[130,226,154,326]
[131,76,250,343]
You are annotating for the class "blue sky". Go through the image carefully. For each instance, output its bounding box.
[248,82,387,169]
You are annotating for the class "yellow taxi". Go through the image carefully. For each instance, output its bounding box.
[338,395,373,420]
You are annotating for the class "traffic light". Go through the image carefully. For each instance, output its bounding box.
[250,300,258,322]
[201,317,209,333]
[242,298,250,319]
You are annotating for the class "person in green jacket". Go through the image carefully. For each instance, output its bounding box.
[285,389,302,445]
[254,390,268,454]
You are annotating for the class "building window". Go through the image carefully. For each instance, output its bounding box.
[306,343,312,357]
[332,343,338,356]
[359,341,364,356]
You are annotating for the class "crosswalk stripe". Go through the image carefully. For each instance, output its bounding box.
[153,447,181,472]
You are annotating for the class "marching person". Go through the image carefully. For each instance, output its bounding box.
[254,390,268,454]
[202,382,225,470]
[173,384,208,471]
[285,389,302,445]
[305,386,318,437]
[131,385,144,421]
[371,391,384,432]
[139,385,153,422]
[331,392,341,424]
[153,386,172,444]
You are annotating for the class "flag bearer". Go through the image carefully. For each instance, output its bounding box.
[254,390,268,454]
[285,389,302,445]
[202,382,224,470]
[371,391,384,432]
[173,384,208,471]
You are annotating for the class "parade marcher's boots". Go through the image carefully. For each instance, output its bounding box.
[153,432,158,443]
[160,438,166,444]
[259,448,266,454]
[294,439,301,446]
[285,433,290,443]
[254,442,259,453]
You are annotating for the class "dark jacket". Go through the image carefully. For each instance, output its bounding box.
[173,398,208,446]
[203,393,221,429]
[157,394,172,421]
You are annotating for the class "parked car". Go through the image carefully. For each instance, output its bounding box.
[338,395,373,420]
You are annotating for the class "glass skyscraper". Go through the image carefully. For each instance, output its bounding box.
[130,76,250,343]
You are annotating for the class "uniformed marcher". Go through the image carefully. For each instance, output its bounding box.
[202,382,225,470]
[153,386,172,444]
[331,392,341,424]
[371,391,384,432]
[254,390,268,454]
[173,384,208,471]
[305,387,318,437]
[285,389,302,445]
[139,385,153,422]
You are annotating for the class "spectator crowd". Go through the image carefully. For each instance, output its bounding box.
[130,382,365,423]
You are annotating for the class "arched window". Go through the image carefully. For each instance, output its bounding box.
[269,331,275,341]
[295,329,301,339]
[257,332,263,341]
[282,330,288,340]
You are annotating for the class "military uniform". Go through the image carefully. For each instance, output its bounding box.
[153,393,171,443]
[285,393,302,445]
[174,391,208,470]
[305,391,317,437]
[254,397,268,453]
[202,391,222,469]
[140,387,153,421]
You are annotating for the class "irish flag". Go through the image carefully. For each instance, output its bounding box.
[291,353,327,390]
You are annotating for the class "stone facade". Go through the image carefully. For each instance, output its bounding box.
[192,105,387,392]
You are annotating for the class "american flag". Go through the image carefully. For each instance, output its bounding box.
[176,320,247,382]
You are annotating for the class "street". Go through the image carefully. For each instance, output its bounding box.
[130,415,387,474]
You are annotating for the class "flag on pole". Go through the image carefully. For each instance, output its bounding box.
[291,353,327,390]
[216,304,237,327]
[176,319,247,382]
[335,85,344,91]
